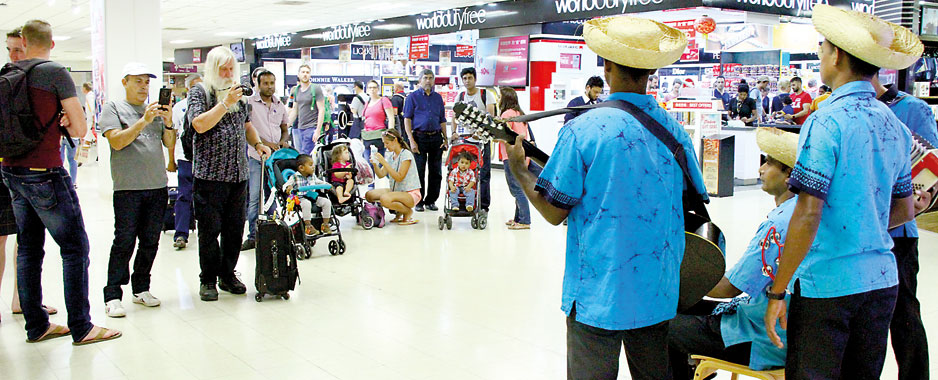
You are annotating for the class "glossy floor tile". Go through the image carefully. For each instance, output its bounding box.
[0,161,934,379]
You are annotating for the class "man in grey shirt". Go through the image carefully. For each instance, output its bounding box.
[348,80,366,139]
[99,63,175,318]
[288,64,324,154]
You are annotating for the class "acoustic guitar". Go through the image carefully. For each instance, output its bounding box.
[453,102,726,311]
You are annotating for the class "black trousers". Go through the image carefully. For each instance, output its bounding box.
[103,188,167,302]
[413,131,444,205]
[566,304,671,380]
[479,142,491,210]
[787,280,898,380]
[667,305,752,380]
[194,179,247,284]
[891,237,929,380]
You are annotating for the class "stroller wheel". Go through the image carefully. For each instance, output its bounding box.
[361,215,375,230]
[338,240,346,255]
[255,293,264,302]
[479,215,488,230]
[438,216,445,230]
[471,217,479,230]
[294,243,307,260]
[281,293,290,300]
[445,215,453,230]
[328,240,339,256]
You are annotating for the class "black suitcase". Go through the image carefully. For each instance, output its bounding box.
[254,217,299,301]
[254,159,299,302]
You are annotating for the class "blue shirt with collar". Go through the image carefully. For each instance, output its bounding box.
[714,89,732,111]
[788,81,913,298]
[879,85,938,239]
[402,89,446,133]
[534,92,708,330]
[721,196,796,371]
[564,95,597,123]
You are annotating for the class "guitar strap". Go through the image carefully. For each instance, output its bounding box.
[507,100,711,220]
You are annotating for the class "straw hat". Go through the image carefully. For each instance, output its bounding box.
[812,4,923,70]
[583,16,688,70]
[756,127,799,168]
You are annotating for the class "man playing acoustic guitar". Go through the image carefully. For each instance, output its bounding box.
[504,16,708,380]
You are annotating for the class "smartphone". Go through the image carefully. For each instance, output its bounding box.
[158,88,172,107]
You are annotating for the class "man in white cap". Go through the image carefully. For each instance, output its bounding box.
[668,127,797,379]
[873,72,937,380]
[99,62,175,318]
[763,5,921,379]
[505,16,707,379]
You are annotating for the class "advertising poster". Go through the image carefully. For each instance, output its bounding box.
[440,50,451,65]
[474,38,499,87]
[192,49,202,64]
[339,44,351,62]
[559,53,581,70]
[662,20,698,61]
[456,44,474,58]
[409,35,430,60]
[494,36,529,87]
[701,139,721,194]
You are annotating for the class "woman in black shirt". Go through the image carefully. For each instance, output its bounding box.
[728,84,758,126]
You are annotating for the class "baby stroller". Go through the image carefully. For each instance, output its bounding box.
[312,139,377,229]
[439,138,488,230]
[265,148,347,258]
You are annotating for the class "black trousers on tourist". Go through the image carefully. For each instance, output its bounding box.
[104,188,167,302]
[194,179,247,284]
[891,237,929,380]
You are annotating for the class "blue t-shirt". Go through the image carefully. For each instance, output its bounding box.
[781,105,794,115]
[534,92,708,330]
[714,89,732,111]
[721,196,796,370]
[788,81,913,298]
[402,89,446,133]
[880,86,938,239]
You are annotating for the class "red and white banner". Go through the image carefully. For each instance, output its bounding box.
[455,44,474,58]
[671,101,715,110]
[409,35,429,60]
[663,20,698,62]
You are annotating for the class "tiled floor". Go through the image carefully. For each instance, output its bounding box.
[0,160,935,380]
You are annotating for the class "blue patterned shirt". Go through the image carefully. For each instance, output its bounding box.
[788,81,912,298]
[721,196,796,370]
[880,86,938,239]
[534,92,708,330]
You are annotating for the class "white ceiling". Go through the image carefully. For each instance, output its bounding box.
[0,0,502,64]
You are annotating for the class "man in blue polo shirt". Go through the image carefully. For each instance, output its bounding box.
[763,6,919,379]
[873,72,937,380]
[564,76,604,123]
[403,69,447,212]
[506,17,705,379]
[669,127,798,378]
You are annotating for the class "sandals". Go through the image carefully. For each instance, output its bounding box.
[506,220,517,226]
[73,326,122,346]
[398,219,419,226]
[12,304,58,315]
[26,324,71,343]
[508,223,531,230]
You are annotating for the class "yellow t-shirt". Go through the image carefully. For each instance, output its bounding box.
[810,93,831,111]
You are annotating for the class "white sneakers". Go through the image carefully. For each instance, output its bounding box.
[105,299,126,318]
[132,292,161,307]
[106,292,160,318]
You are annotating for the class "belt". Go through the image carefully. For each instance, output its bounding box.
[413,130,442,136]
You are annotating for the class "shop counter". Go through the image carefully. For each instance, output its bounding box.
[719,126,760,185]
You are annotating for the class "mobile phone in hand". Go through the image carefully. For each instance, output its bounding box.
[158,88,172,108]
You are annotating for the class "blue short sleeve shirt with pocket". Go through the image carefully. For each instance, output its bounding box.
[534,92,708,330]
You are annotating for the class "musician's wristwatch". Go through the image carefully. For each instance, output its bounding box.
[765,285,787,301]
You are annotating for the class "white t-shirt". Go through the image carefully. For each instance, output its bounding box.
[172,97,189,162]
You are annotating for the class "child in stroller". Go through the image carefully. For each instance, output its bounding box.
[439,139,488,230]
[330,145,355,204]
[283,154,333,235]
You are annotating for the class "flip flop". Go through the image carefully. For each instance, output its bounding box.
[26,324,71,343]
[398,219,419,226]
[12,305,58,315]
[72,327,122,346]
[508,223,531,230]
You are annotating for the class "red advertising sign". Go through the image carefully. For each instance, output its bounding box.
[559,53,581,70]
[409,35,429,60]
[192,48,202,64]
[663,20,698,62]
[455,44,474,58]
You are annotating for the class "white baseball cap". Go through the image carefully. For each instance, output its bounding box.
[121,62,157,78]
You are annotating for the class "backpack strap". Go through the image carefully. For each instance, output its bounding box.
[16,60,73,144]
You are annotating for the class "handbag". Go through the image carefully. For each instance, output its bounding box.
[361,96,389,141]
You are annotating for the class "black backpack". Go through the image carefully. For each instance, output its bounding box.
[180,83,216,161]
[0,60,70,159]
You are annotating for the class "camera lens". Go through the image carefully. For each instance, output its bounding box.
[239,84,253,96]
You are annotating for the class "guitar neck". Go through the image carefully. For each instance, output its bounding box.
[517,139,550,167]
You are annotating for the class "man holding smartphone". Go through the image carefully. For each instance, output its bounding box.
[98,63,175,317]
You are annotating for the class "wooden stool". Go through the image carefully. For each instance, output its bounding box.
[692,355,785,380]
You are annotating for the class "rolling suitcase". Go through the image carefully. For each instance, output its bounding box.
[254,159,299,302]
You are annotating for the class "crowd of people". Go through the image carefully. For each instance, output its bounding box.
[1,8,937,380]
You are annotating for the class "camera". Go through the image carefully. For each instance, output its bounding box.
[236,84,253,97]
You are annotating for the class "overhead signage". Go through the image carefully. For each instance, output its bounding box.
[455,44,474,58]
[306,75,374,85]
[410,35,430,60]
[663,19,699,62]
[252,0,888,51]
[559,53,581,69]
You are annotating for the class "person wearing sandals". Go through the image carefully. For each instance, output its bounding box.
[366,129,421,225]
[1,20,120,345]
[498,87,542,230]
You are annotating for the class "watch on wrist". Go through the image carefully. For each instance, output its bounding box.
[765,284,786,300]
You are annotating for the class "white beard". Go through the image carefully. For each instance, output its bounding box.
[204,76,240,113]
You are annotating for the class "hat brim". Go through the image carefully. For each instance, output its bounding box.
[123,73,158,79]
[813,5,922,70]
[756,127,799,168]
[583,17,687,70]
